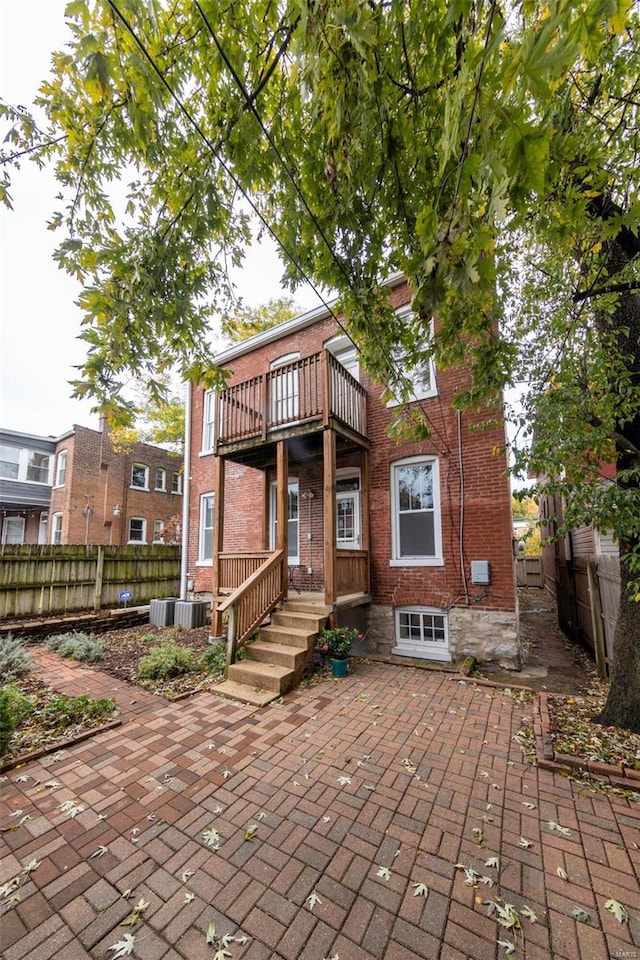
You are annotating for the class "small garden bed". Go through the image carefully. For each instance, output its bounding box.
[546,678,640,772]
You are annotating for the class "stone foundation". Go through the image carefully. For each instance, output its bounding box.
[365,603,520,669]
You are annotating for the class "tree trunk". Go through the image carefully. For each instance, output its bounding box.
[592,228,640,733]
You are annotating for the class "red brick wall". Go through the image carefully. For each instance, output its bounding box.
[50,425,183,546]
[188,281,516,614]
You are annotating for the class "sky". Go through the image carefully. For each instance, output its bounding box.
[0,0,318,439]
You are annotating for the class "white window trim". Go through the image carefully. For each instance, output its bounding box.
[128,517,147,544]
[336,467,361,550]
[54,450,67,488]
[269,479,300,565]
[325,333,360,382]
[0,446,53,485]
[386,306,437,406]
[390,455,443,566]
[131,463,149,491]
[152,519,164,543]
[2,516,25,545]
[202,388,216,453]
[154,468,166,492]
[51,512,63,545]
[171,472,182,494]
[197,492,215,566]
[392,606,451,662]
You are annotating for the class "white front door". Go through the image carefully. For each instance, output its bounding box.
[269,480,300,564]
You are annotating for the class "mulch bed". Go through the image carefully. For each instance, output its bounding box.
[546,678,640,772]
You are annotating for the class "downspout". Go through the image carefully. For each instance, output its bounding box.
[457,410,470,604]
[180,380,192,600]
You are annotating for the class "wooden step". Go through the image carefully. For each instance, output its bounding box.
[259,624,317,650]
[227,659,295,694]
[246,641,308,671]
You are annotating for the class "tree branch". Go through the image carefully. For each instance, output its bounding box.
[573,281,640,303]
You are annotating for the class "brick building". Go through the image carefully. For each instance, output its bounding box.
[1,422,182,546]
[187,277,519,669]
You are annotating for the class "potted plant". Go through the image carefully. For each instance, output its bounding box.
[316,625,361,677]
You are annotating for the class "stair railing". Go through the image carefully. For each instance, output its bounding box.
[217,549,286,673]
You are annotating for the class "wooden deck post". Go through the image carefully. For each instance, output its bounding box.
[211,455,225,638]
[276,440,289,597]
[323,429,337,619]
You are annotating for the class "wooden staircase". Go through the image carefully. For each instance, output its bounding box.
[214,598,330,706]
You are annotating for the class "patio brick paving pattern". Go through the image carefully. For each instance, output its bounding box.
[1,650,639,960]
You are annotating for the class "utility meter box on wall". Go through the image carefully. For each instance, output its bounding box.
[470,561,491,585]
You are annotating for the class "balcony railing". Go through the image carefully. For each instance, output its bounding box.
[216,350,367,449]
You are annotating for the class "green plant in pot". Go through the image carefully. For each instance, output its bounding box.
[316,626,361,677]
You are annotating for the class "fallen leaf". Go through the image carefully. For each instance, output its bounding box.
[556,866,568,881]
[519,837,533,849]
[206,920,217,944]
[521,905,538,923]
[337,776,351,786]
[522,802,536,810]
[180,871,193,883]
[412,883,429,897]
[376,866,391,881]
[108,934,136,958]
[497,939,515,956]
[202,827,221,849]
[485,857,500,869]
[184,893,195,904]
[604,898,629,923]
[547,821,571,836]
[90,845,108,859]
[571,907,590,923]
[244,825,258,841]
[306,891,322,910]
[22,859,40,875]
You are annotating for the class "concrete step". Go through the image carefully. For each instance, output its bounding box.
[271,609,327,632]
[227,659,295,694]
[212,679,282,706]
[259,624,317,650]
[282,598,332,616]
[246,641,308,671]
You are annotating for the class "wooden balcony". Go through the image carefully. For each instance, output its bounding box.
[215,350,368,457]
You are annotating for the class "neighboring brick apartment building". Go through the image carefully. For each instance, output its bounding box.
[1,423,182,546]
[186,277,519,667]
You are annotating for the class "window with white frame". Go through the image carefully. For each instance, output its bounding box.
[326,333,360,382]
[199,493,215,563]
[336,469,361,549]
[270,353,300,423]
[386,306,437,406]
[153,520,164,542]
[128,517,147,543]
[38,512,48,544]
[202,389,216,452]
[51,513,63,545]
[131,463,149,489]
[171,472,182,494]
[391,456,442,565]
[2,516,25,545]
[0,445,52,484]
[55,450,67,487]
[392,607,450,662]
[155,468,166,491]
[269,480,299,564]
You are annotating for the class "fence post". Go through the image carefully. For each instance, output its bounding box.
[94,545,105,612]
[586,559,607,679]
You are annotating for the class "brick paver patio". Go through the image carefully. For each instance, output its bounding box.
[1,654,639,960]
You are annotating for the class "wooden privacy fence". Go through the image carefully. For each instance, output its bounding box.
[0,544,180,619]
[569,555,620,678]
[516,556,543,587]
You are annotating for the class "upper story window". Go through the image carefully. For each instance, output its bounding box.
[270,353,300,424]
[202,389,216,452]
[0,445,52,484]
[155,468,166,491]
[326,333,360,382]
[390,456,442,566]
[55,450,67,487]
[386,306,437,406]
[131,463,149,490]
[171,472,182,494]
[153,519,164,543]
[199,493,215,563]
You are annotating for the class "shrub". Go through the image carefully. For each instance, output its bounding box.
[0,634,31,682]
[45,631,105,663]
[315,626,361,659]
[0,685,35,757]
[138,642,201,680]
[40,693,115,730]
[200,642,246,676]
